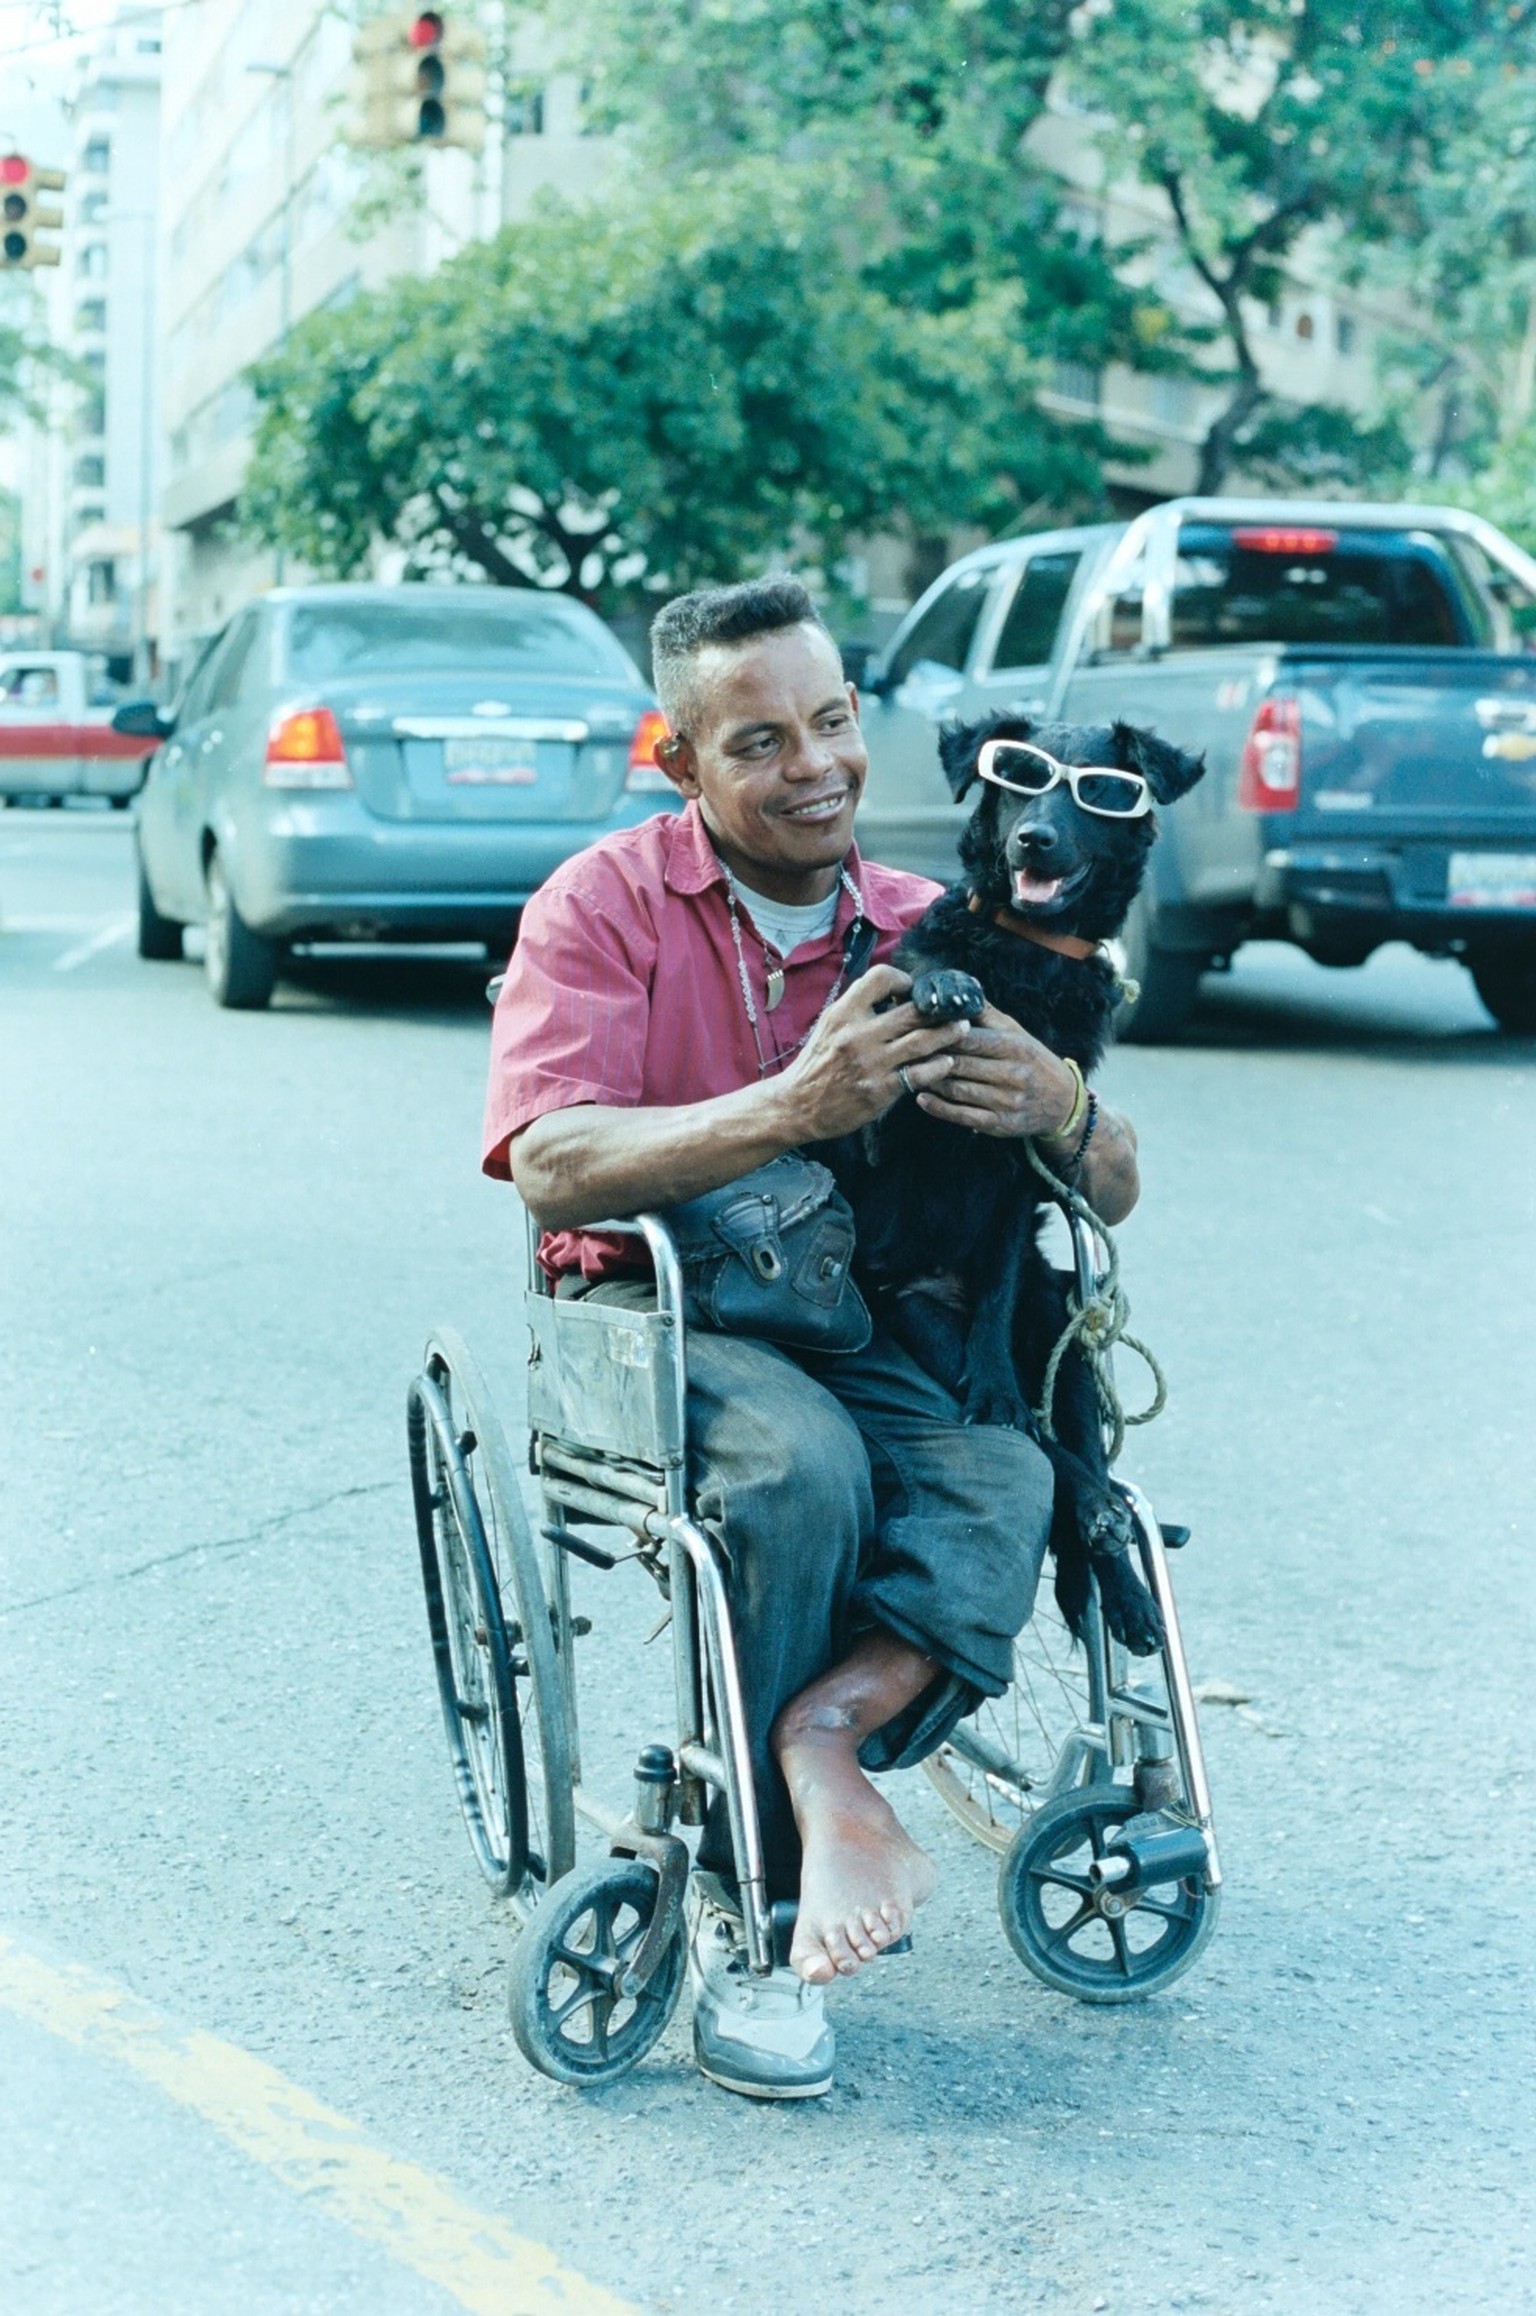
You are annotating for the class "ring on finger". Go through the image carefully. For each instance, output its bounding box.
[897,1064,915,1097]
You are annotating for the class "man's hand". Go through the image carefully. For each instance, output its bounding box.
[909,1002,1077,1139]
[778,965,972,1140]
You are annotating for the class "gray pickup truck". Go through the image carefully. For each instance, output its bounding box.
[852,496,1536,1037]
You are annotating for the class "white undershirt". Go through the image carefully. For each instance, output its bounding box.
[725,870,840,959]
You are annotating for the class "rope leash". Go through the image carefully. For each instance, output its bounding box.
[1024,1139,1168,1466]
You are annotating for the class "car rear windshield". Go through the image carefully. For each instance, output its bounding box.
[283,596,636,682]
[1171,525,1485,649]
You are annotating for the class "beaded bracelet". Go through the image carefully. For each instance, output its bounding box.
[1062,1089,1100,1182]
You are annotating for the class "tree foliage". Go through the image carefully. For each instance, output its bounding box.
[1066,0,1534,492]
[242,172,1125,608]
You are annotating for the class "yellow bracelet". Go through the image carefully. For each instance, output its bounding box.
[1044,1057,1088,1143]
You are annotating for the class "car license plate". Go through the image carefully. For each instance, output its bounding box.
[1448,851,1536,908]
[443,735,537,785]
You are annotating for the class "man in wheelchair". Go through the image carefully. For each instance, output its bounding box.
[483,578,1142,2099]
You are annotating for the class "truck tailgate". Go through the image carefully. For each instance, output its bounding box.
[1294,650,1536,829]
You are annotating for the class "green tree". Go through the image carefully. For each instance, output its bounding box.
[567,0,1183,522]
[1066,0,1533,492]
[1367,53,1536,510]
[242,176,1114,607]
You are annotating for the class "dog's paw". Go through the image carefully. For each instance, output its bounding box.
[1080,1492,1165,1655]
[911,967,986,1024]
[1090,1544,1165,1655]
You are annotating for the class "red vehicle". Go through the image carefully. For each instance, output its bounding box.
[0,651,155,806]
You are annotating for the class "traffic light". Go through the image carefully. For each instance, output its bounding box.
[1,155,66,271]
[354,10,487,151]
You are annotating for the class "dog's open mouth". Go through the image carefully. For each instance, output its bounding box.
[1008,862,1090,915]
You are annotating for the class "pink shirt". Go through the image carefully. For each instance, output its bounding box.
[482,800,940,1278]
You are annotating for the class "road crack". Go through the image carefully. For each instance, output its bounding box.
[0,1480,404,1619]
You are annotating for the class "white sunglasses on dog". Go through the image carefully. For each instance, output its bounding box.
[975,739,1153,820]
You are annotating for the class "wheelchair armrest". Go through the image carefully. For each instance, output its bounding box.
[525,1208,687,1331]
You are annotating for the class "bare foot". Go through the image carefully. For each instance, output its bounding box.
[787,1765,936,1985]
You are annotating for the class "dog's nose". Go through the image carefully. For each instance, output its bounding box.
[1010,817,1060,861]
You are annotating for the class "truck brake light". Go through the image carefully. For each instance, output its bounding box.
[1238,697,1301,812]
[625,707,673,791]
[1231,527,1338,555]
[263,706,352,788]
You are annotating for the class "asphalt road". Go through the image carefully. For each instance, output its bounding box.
[3,806,1533,2316]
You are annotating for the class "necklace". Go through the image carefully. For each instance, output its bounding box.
[723,863,866,1078]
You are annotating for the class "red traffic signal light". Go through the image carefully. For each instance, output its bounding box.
[1,154,29,184]
[354,10,485,150]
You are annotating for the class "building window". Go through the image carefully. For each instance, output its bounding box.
[75,453,106,487]
[505,84,545,135]
[1152,374,1197,426]
[82,136,112,174]
[1336,312,1358,355]
[1050,360,1102,409]
[74,500,106,528]
[75,299,107,334]
[1296,311,1315,341]
[87,559,118,604]
[78,241,108,280]
[80,190,109,223]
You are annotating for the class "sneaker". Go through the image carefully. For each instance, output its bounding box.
[687,1873,835,2100]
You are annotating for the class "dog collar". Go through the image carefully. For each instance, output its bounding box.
[965,890,1099,961]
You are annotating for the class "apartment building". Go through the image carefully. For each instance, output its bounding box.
[8,9,165,672]
[1029,95,1392,502]
[157,1,607,668]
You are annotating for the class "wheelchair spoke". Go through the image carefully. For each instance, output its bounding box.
[1132,1888,1197,1923]
[1027,1863,1094,1897]
[1109,1916,1134,1978]
[1041,1899,1095,1950]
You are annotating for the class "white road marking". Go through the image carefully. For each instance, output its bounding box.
[52,915,135,972]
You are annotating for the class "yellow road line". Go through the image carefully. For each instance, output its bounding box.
[0,1932,634,2316]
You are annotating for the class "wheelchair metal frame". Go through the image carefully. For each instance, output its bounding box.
[524,1198,1220,1985]
[527,1212,778,1974]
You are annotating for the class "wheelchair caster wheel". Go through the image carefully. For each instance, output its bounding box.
[508,1858,686,2087]
[998,1786,1219,2004]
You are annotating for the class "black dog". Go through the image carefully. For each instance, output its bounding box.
[829,713,1205,1654]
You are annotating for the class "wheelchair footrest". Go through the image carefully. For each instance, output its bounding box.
[768,1898,913,1968]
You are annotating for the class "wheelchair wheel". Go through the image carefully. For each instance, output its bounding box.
[507,1858,686,2088]
[924,1588,1091,1852]
[998,1785,1218,2003]
[407,1327,575,1900]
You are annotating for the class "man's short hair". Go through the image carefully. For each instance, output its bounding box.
[650,576,832,734]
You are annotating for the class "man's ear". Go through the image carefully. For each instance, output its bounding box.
[655,731,701,800]
[939,715,1009,802]
[1113,720,1206,805]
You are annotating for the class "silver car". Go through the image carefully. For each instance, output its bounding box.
[120,583,671,1007]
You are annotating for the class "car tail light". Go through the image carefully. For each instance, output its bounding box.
[1238,697,1302,812]
[625,708,673,791]
[263,706,351,788]
[1231,527,1338,555]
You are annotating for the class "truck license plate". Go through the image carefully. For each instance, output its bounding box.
[443,735,537,784]
[1448,851,1536,908]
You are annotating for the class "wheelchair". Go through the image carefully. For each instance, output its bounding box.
[405,1198,1222,2089]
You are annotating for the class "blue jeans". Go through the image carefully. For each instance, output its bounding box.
[568,1286,1054,1897]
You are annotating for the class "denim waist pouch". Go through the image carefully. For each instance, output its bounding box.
[660,1154,872,1355]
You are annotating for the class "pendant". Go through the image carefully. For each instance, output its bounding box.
[766,967,785,1011]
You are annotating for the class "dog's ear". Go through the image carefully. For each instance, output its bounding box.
[939,714,1031,802]
[1113,720,1206,805]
